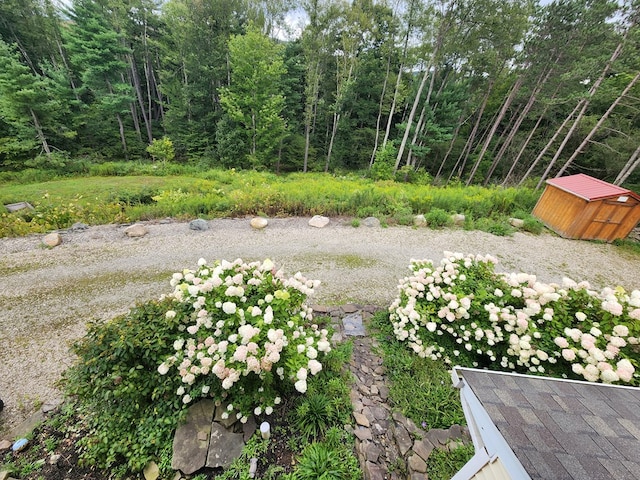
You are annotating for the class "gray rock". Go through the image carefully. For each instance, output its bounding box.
[408,454,427,473]
[70,222,89,231]
[171,399,215,475]
[242,415,257,442]
[342,313,365,336]
[214,403,238,429]
[364,461,387,480]
[426,427,451,446]
[363,441,382,462]
[143,461,160,480]
[206,423,245,469]
[414,214,427,227]
[10,411,44,439]
[509,217,525,228]
[393,424,413,457]
[42,233,62,247]
[189,219,209,231]
[362,216,381,228]
[354,426,373,441]
[0,440,12,451]
[250,217,268,229]
[41,398,63,413]
[49,454,61,466]
[4,202,34,213]
[451,213,466,225]
[413,439,434,462]
[353,412,370,427]
[342,304,359,313]
[124,224,148,237]
[309,215,330,228]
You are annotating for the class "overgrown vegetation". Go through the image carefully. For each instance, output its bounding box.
[0,167,543,238]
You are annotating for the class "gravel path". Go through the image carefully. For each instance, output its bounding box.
[1,217,639,434]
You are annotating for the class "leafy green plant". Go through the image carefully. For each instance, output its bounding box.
[426,444,475,480]
[291,441,360,480]
[146,137,175,165]
[425,208,451,228]
[350,218,360,227]
[294,393,334,440]
[522,215,544,234]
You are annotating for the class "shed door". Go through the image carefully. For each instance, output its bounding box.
[587,198,638,241]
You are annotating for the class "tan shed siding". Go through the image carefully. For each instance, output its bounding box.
[533,186,588,236]
[470,457,512,480]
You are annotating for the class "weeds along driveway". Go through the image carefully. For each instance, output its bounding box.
[1,217,639,433]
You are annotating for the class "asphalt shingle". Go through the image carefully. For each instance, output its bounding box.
[458,368,640,480]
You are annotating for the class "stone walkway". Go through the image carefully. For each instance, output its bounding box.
[314,304,471,480]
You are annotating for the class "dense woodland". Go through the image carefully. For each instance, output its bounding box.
[1,0,640,187]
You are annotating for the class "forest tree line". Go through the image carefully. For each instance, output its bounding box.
[1,0,640,187]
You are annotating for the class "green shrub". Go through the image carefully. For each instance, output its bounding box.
[425,208,451,228]
[522,215,544,234]
[294,393,335,440]
[426,444,475,480]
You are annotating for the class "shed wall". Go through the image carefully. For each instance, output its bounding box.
[470,458,511,480]
[533,184,640,241]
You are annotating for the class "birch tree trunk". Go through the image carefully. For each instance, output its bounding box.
[614,144,640,185]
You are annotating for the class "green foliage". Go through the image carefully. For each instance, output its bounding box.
[63,299,186,473]
[290,440,361,480]
[146,137,176,164]
[294,393,335,440]
[371,311,466,429]
[425,208,452,228]
[389,253,640,385]
[426,444,475,480]
[369,142,396,181]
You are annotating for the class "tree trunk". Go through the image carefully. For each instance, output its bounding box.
[30,108,51,156]
[448,83,493,183]
[370,52,393,167]
[536,39,626,188]
[129,54,152,143]
[325,112,340,172]
[614,144,640,185]
[466,76,522,185]
[555,70,640,178]
[116,113,128,159]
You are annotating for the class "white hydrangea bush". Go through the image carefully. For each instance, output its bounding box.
[389,251,639,386]
[158,258,331,420]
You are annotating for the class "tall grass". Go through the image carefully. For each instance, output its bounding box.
[0,168,542,237]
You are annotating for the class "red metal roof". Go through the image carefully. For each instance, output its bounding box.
[546,173,638,201]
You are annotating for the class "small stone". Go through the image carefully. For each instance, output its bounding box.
[10,411,44,439]
[0,440,11,451]
[414,214,427,227]
[0,470,12,480]
[451,213,466,225]
[370,385,379,396]
[413,439,434,462]
[363,442,382,462]
[12,438,29,452]
[49,454,61,466]
[242,415,257,442]
[354,426,372,441]
[426,428,451,446]
[41,398,63,413]
[410,472,429,480]
[70,222,89,231]
[408,454,428,473]
[364,461,387,480]
[353,412,370,427]
[172,473,183,480]
[189,218,209,231]
[509,217,525,228]
[4,201,34,213]
[171,400,215,474]
[309,215,330,228]
[250,217,268,229]
[342,304,359,313]
[143,461,160,480]
[362,216,380,228]
[124,224,148,237]
[42,233,62,247]
[378,385,390,400]
[393,424,413,456]
[214,404,238,429]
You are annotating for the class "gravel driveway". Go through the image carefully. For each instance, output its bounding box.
[1,217,639,434]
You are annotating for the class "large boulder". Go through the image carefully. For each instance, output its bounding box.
[309,215,330,228]
[171,400,215,475]
[189,219,209,231]
[42,233,62,247]
[362,217,381,228]
[124,224,148,238]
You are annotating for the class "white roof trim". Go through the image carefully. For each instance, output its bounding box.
[451,367,532,480]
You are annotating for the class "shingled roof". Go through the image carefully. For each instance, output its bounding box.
[451,367,640,480]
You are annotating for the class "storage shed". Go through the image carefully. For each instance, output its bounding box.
[532,173,640,242]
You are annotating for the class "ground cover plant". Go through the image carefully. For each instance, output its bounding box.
[0,258,359,479]
[0,167,542,238]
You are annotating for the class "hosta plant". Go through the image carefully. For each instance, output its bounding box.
[389,252,639,385]
[158,258,331,421]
